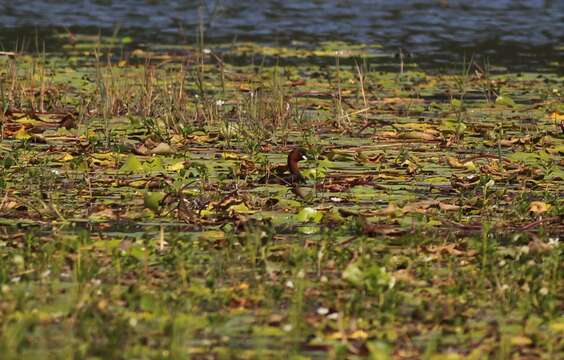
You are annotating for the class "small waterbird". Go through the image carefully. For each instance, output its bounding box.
[259,148,307,185]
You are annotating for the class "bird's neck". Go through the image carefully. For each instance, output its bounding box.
[288,159,300,175]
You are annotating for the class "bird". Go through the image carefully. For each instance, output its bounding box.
[258,148,307,185]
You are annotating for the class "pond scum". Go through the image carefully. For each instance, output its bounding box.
[0,35,562,359]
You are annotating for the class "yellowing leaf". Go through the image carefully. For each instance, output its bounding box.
[238,282,249,290]
[402,130,441,141]
[221,152,242,160]
[170,134,185,146]
[239,84,252,92]
[228,202,254,214]
[548,112,564,121]
[549,319,564,333]
[200,205,216,217]
[198,230,225,241]
[91,152,117,160]
[60,153,74,162]
[14,127,31,140]
[464,161,477,171]
[189,134,216,143]
[438,202,460,211]
[349,330,368,339]
[510,335,532,346]
[131,49,147,57]
[445,156,475,171]
[167,161,185,172]
[14,116,43,126]
[89,158,113,167]
[446,156,465,168]
[129,180,147,188]
[529,201,551,214]
[379,131,399,139]
[150,142,174,155]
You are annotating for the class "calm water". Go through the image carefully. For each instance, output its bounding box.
[0,0,562,70]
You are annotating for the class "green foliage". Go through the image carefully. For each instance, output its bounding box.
[0,37,561,359]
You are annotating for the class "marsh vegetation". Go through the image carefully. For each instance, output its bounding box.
[0,32,562,359]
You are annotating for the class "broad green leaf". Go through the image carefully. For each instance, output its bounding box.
[495,95,516,107]
[120,154,144,173]
[342,262,363,287]
[294,207,323,223]
[144,191,165,212]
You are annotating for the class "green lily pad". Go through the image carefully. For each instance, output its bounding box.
[294,207,323,223]
[144,191,165,212]
[120,154,144,173]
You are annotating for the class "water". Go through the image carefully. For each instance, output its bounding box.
[0,0,562,71]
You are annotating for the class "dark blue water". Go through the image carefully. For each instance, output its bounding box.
[0,0,562,70]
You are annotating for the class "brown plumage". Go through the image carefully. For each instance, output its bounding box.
[258,148,307,185]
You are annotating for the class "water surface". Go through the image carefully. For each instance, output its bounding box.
[0,0,562,70]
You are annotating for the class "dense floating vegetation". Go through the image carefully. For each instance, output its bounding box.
[0,35,562,358]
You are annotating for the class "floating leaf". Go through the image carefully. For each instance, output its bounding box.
[446,156,465,168]
[548,112,564,121]
[507,151,552,165]
[440,119,467,135]
[510,335,532,346]
[450,98,462,108]
[121,36,133,45]
[438,202,460,211]
[549,319,564,333]
[143,156,165,172]
[120,154,144,173]
[59,153,74,162]
[89,208,116,221]
[294,207,323,223]
[14,127,31,140]
[297,225,320,234]
[342,262,363,287]
[150,142,174,155]
[529,201,551,214]
[495,95,516,107]
[228,202,254,214]
[402,130,441,141]
[198,230,225,242]
[144,191,165,212]
[167,161,185,171]
[367,341,391,360]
